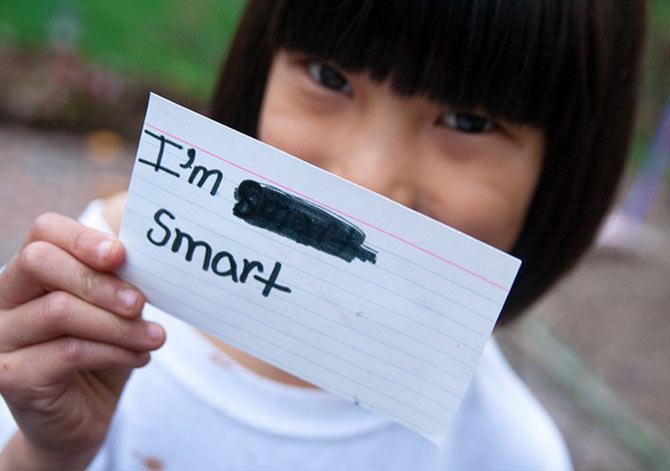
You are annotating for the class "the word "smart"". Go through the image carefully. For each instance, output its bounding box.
[146,208,292,298]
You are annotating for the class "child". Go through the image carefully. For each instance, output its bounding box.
[0,1,646,469]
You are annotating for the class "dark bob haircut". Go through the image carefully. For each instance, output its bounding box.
[211,0,647,325]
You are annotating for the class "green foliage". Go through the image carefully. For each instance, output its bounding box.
[644,0,670,106]
[631,0,670,170]
[0,0,245,99]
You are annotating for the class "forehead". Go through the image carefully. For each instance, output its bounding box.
[269,0,580,129]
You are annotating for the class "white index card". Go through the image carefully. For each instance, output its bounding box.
[118,93,522,446]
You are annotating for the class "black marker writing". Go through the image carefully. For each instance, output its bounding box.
[141,130,223,196]
[140,130,182,178]
[180,148,223,196]
[233,180,377,264]
[147,208,292,297]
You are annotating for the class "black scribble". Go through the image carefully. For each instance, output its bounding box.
[233,180,377,264]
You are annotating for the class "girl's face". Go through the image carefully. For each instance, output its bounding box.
[259,50,545,252]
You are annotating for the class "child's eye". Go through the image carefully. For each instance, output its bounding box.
[307,60,353,95]
[437,111,496,134]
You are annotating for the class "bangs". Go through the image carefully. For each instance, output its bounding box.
[271,0,584,129]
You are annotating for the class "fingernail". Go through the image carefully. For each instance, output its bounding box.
[119,288,138,309]
[147,322,164,341]
[97,239,115,261]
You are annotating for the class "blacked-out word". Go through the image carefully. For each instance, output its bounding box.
[233,180,377,264]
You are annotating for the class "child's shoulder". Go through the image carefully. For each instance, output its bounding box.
[451,340,572,469]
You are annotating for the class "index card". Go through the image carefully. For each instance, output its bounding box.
[118,93,522,446]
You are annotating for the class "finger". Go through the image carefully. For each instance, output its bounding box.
[0,241,143,315]
[0,338,151,398]
[23,212,125,271]
[0,291,165,353]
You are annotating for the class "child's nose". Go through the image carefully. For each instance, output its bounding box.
[323,125,415,208]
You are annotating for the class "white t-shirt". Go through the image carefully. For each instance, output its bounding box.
[0,201,572,470]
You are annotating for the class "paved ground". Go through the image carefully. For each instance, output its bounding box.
[1,125,669,470]
[0,126,134,258]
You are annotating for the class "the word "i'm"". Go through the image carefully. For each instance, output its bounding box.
[140,129,223,196]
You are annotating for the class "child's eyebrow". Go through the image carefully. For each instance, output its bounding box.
[280,47,539,130]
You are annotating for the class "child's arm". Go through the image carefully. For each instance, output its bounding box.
[0,213,165,470]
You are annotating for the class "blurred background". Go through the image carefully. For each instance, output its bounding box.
[0,1,669,468]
